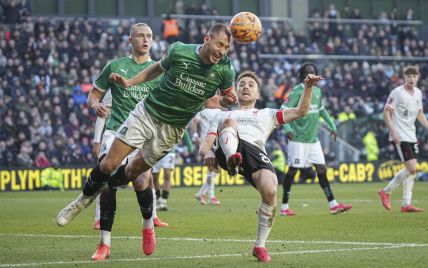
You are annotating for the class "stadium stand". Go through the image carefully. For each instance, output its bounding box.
[0,4,427,167]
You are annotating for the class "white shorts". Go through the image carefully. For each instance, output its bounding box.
[115,103,185,166]
[287,140,325,168]
[99,130,138,163]
[152,152,176,173]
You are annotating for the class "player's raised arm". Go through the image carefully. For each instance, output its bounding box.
[280,74,323,123]
[109,61,165,88]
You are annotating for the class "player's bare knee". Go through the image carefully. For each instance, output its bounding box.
[100,159,119,174]
[132,177,149,191]
[408,168,417,175]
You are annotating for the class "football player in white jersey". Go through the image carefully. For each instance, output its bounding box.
[200,71,320,262]
[192,107,223,205]
[379,66,428,213]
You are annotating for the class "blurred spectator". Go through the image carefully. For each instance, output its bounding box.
[162,14,181,44]
[40,158,64,191]
[362,131,379,161]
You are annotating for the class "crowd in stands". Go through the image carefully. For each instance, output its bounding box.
[1,3,428,168]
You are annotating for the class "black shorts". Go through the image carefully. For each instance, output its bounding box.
[392,142,418,162]
[215,139,275,187]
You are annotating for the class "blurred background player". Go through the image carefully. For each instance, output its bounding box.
[379,66,427,213]
[192,97,223,205]
[200,71,318,262]
[281,62,352,216]
[85,23,162,260]
[153,131,193,211]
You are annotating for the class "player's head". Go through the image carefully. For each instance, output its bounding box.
[236,71,261,105]
[129,23,153,56]
[201,23,232,64]
[297,62,319,83]
[403,65,419,88]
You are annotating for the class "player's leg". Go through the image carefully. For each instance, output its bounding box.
[314,164,352,214]
[207,168,220,205]
[93,195,101,230]
[159,168,172,211]
[132,170,156,255]
[151,165,161,209]
[91,187,117,261]
[195,165,213,205]
[218,119,241,175]
[380,142,414,210]
[281,140,306,216]
[57,138,134,227]
[251,168,277,263]
[281,167,297,216]
[149,172,169,227]
[401,158,423,212]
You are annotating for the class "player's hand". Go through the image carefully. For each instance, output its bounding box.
[330,131,337,142]
[109,73,129,88]
[92,102,109,118]
[392,131,400,144]
[286,132,294,140]
[219,91,238,107]
[304,74,324,88]
[92,143,101,158]
[204,150,218,170]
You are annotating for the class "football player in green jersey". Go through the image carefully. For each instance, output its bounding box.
[85,23,164,259]
[57,23,237,238]
[280,63,352,216]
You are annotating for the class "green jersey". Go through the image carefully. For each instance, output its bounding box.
[94,56,161,131]
[144,42,235,128]
[282,84,336,143]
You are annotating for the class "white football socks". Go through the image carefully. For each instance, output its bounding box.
[100,230,111,246]
[207,171,217,199]
[402,173,416,207]
[255,202,275,248]
[384,168,410,194]
[94,195,100,221]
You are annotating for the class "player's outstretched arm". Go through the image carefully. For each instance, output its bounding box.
[109,61,165,88]
[281,74,323,124]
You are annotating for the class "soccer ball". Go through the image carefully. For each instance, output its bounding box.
[230,12,262,43]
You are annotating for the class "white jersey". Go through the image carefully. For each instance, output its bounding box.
[195,108,222,138]
[385,85,423,142]
[208,108,282,153]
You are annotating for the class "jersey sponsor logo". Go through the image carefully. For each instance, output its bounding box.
[119,126,128,136]
[236,118,259,125]
[175,73,207,96]
[120,68,128,75]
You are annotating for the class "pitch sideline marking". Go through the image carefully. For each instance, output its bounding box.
[0,233,427,247]
[0,245,427,267]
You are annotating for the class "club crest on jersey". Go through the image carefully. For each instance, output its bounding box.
[209,72,215,78]
[183,62,190,69]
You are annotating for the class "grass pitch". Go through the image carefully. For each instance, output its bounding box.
[0,182,427,267]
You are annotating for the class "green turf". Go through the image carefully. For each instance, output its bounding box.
[0,182,427,267]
